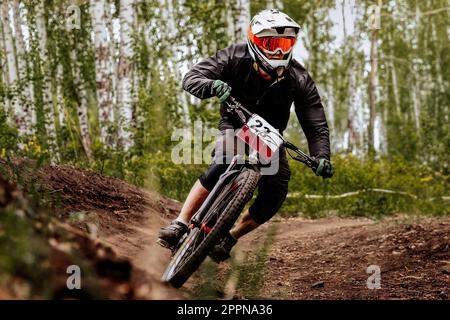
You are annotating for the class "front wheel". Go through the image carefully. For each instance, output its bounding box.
[162,168,260,288]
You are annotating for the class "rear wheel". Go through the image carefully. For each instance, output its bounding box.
[162,168,259,288]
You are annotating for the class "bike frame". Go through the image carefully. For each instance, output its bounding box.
[190,154,259,229]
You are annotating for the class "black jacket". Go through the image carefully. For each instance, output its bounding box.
[182,43,330,160]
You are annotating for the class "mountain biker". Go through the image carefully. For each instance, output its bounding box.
[158,9,334,262]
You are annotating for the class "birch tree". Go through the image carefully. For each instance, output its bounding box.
[55,63,65,127]
[105,0,118,129]
[1,0,25,137]
[90,0,114,146]
[117,0,135,150]
[36,1,58,159]
[69,38,93,161]
[368,1,382,156]
[12,0,35,135]
[226,0,250,43]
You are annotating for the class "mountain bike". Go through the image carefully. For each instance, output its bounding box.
[161,96,319,288]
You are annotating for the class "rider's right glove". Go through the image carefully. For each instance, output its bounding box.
[212,80,232,103]
[314,158,334,179]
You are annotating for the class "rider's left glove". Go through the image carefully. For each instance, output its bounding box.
[314,158,334,178]
[212,80,232,103]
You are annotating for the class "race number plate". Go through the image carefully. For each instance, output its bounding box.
[236,114,284,162]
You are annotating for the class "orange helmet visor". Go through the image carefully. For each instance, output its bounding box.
[248,28,296,54]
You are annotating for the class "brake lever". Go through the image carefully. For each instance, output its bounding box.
[235,109,246,124]
[224,97,247,124]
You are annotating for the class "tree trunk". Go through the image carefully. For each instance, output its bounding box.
[69,39,93,161]
[345,2,361,155]
[237,0,250,42]
[368,1,381,157]
[105,0,118,132]
[36,1,58,159]
[347,58,361,153]
[341,0,347,38]
[227,0,250,43]
[226,0,237,43]
[90,0,114,146]
[1,0,26,138]
[12,0,35,136]
[0,12,11,124]
[56,63,65,128]
[388,31,401,115]
[411,1,421,131]
[117,0,135,150]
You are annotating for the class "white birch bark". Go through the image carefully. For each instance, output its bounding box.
[237,0,250,42]
[90,0,114,146]
[13,0,36,135]
[347,58,361,152]
[411,2,421,131]
[117,0,135,150]
[159,0,190,124]
[411,77,421,130]
[36,1,58,158]
[227,0,250,43]
[12,0,35,135]
[226,1,237,43]
[387,30,400,115]
[105,0,118,132]
[343,3,361,154]
[431,20,444,94]
[368,1,381,156]
[69,41,93,160]
[56,63,65,127]
[1,0,26,137]
[0,13,12,124]
[166,0,176,37]
[132,4,141,130]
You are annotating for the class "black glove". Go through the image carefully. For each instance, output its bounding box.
[314,158,334,178]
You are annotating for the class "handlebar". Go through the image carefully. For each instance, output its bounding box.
[224,96,319,171]
[283,141,319,171]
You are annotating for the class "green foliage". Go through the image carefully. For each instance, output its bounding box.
[0,207,52,297]
[282,155,449,218]
[191,259,223,299]
[236,222,278,299]
[0,107,18,154]
[146,153,208,200]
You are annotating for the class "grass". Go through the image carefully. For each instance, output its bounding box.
[234,222,278,299]
[190,222,280,300]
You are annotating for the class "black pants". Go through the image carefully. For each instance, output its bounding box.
[198,130,291,224]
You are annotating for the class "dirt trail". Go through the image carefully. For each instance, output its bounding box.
[37,163,184,299]
[7,161,448,300]
[238,216,450,300]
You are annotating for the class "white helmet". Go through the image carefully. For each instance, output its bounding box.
[247,9,300,78]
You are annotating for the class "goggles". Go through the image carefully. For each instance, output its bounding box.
[250,34,296,55]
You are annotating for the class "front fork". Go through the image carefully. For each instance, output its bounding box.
[190,154,245,229]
